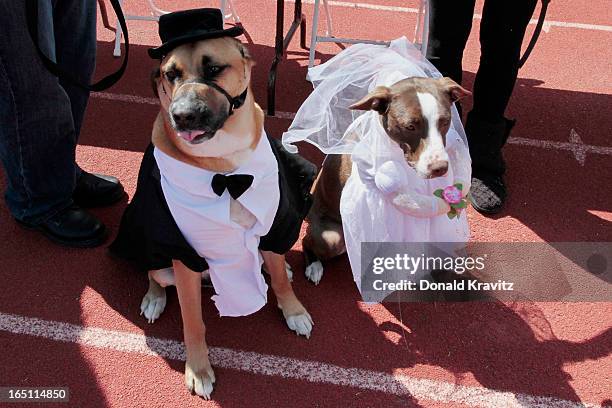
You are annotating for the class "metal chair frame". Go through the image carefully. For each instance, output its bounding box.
[111,0,240,57]
[307,0,429,68]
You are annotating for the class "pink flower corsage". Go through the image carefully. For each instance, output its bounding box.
[434,183,469,219]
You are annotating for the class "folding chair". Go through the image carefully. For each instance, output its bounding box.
[110,0,241,57]
[308,0,429,68]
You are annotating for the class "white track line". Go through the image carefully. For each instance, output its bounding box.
[294,0,612,32]
[94,92,158,106]
[0,312,602,408]
[508,129,612,166]
[91,92,612,164]
[93,92,296,119]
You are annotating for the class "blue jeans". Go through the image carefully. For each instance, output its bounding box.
[0,0,96,224]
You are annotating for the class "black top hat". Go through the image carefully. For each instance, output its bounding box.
[148,8,243,59]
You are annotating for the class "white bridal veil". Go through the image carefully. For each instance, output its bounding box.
[282,37,468,155]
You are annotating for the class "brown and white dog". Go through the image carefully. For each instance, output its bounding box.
[140,37,312,399]
[302,77,471,284]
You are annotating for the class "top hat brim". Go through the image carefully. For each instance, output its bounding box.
[148,26,244,59]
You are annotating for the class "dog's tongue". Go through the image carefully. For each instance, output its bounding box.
[177,130,205,142]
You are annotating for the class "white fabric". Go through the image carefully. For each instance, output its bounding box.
[339,111,470,290]
[281,37,471,293]
[153,132,280,317]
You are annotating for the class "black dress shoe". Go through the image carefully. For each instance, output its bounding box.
[470,173,507,214]
[73,171,125,208]
[17,205,107,248]
[465,112,515,215]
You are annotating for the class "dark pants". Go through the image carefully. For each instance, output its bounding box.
[426,0,537,121]
[0,0,96,224]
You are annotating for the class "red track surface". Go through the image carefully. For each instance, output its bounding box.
[1,1,611,407]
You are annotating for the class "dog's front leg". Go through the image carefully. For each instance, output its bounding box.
[373,162,448,218]
[174,260,215,399]
[261,251,313,338]
[390,190,451,218]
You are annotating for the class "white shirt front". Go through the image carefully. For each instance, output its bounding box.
[153,132,280,317]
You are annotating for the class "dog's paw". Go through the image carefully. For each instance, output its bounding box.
[185,358,216,399]
[278,296,314,338]
[285,261,293,282]
[148,267,175,287]
[305,261,324,285]
[140,287,167,324]
[285,312,314,339]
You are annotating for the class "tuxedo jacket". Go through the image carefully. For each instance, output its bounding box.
[110,136,317,273]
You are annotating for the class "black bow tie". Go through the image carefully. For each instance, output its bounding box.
[211,173,254,199]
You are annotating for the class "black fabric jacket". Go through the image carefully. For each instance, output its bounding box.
[109,137,316,272]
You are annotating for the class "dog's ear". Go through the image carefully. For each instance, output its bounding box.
[349,86,391,114]
[440,77,471,102]
[234,39,255,68]
[151,67,161,97]
[239,43,252,60]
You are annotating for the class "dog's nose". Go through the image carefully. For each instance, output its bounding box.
[171,102,197,129]
[170,97,209,129]
[429,160,449,178]
[172,111,196,128]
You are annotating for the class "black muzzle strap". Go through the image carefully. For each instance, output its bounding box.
[161,79,248,117]
[201,80,248,116]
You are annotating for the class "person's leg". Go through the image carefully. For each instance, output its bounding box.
[52,0,97,140]
[0,0,76,224]
[0,0,105,246]
[426,0,476,86]
[466,0,537,213]
[52,0,125,207]
[472,0,537,121]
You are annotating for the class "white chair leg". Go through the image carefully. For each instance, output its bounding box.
[414,0,423,48]
[220,0,241,23]
[420,0,429,57]
[322,0,333,37]
[414,0,429,56]
[112,0,124,57]
[308,0,321,69]
[145,0,168,16]
[228,0,241,23]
